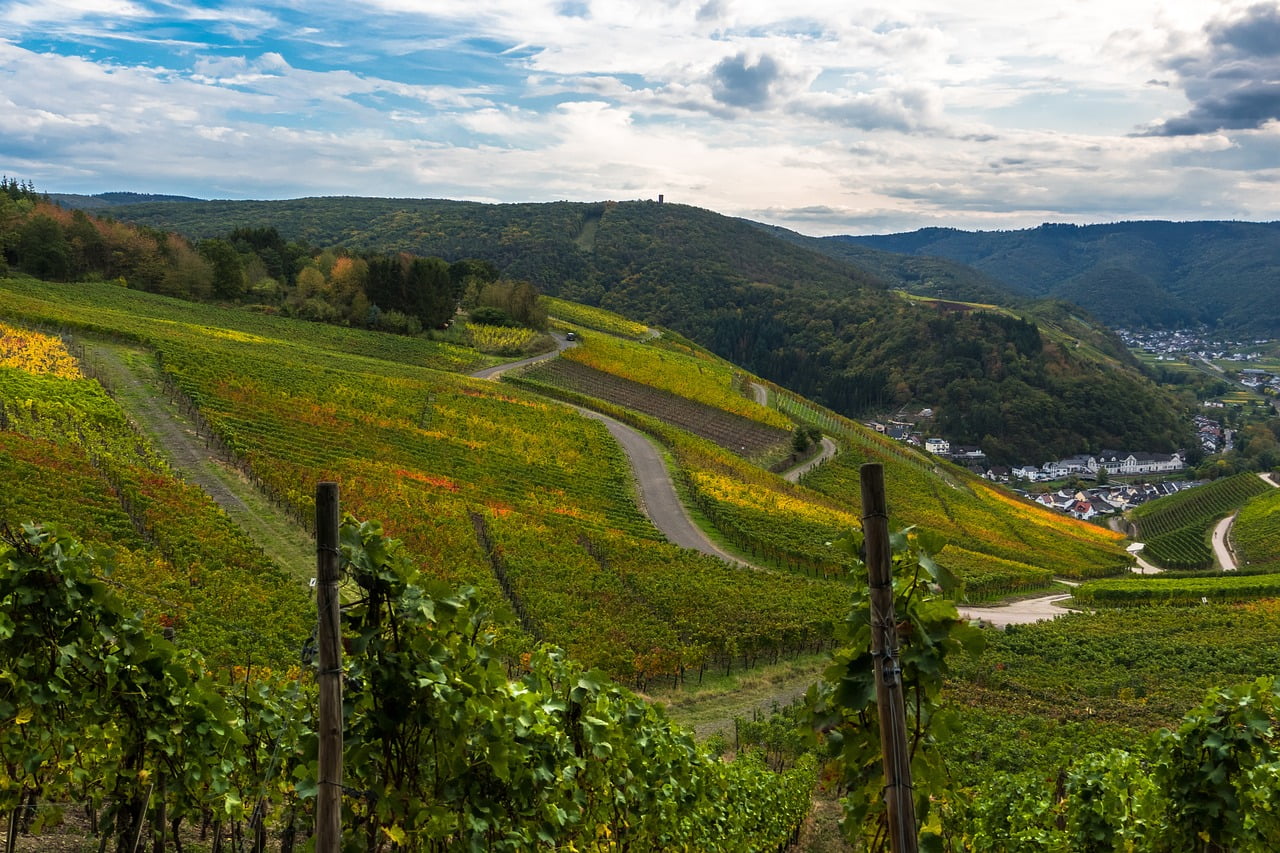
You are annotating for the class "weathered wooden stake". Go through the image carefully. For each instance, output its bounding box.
[860,463,918,853]
[315,482,342,853]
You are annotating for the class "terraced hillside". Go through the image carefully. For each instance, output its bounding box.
[0,322,310,666]
[1234,486,1280,567]
[1,278,847,686]
[1131,472,1274,570]
[3,277,1137,675]
[509,321,1130,593]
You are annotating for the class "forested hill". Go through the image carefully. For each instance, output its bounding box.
[838,220,1280,335]
[48,191,206,210]
[755,221,1025,308]
[97,196,1189,461]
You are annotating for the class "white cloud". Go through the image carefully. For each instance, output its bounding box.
[0,0,1277,233]
[2,0,149,28]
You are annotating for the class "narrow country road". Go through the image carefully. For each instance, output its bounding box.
[473,335,746,565]
[574,407,746,564]
[747,380,838,483]
[781,437,838,484]
[1212,513,1239,571]
[469,333,576,380]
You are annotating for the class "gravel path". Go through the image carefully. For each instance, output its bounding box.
[957,593,1076,627]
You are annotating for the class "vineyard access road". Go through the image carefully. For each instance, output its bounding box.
[468,333,576,380]
[78,338,316,583]
[1211,472,1280,571]
[747,380,839,482]
[1212,513,1239,571]
[472,335,746,565]
[573,408,746,565]
[781,437,838,484]
[957,594,1075,628]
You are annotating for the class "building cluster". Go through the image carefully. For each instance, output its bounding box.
[867,419,1189,483]
[1238,367,1280,395]
[1194,413,1231,454]
[866,413,1202,522]
[986,450,1186,483]
[1026,481,1202,520]
[1116,328,1270,363]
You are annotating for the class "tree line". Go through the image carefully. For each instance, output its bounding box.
[0,184,546,336]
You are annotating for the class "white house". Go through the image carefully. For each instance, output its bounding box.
[924,438,950,455]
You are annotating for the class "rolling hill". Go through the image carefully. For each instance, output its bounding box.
[90,195,1192,462]
[5,272,1279,849]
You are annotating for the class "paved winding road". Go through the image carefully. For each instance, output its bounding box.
[469,333,577,380]
[574,408,746,564]
[1211,473,1280,571]
[472,335,745,564]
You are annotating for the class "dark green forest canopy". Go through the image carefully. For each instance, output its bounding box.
[97,196,1190,461]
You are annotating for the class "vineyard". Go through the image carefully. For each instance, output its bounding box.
[949,600,1280,755]
[0,278,850,686]
[557,328,791,430]
[0,520,819,852]
[463,322,553,356]
[0,329,310,667]
[1233,485,1280,566]
[934,545,1056,602]
[9,203,1280,848]
[1131,472,1273,570]
[505,369,863,579]
[519,358,789,458]
[543,295,650,338]
[801,444,1129,579]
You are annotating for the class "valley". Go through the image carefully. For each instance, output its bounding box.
[2,193,1279,850]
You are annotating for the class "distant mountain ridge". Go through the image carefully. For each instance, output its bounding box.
[837,221,1280,335]
[50,191,205,210]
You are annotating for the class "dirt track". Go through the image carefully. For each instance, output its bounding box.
[80,338,315,583]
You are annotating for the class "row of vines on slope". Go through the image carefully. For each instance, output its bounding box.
[0,324,309,666]
[1,278,848,685]
[2,520,817,853]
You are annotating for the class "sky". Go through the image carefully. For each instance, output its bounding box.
[2,0,1279,235]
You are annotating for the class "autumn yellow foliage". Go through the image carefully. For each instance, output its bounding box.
[0,322,82,379]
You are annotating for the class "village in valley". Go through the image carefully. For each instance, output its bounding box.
[865,329,1278,521]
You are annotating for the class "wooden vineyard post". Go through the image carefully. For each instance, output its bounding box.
[859,463,918,853]
[315,482,342,853]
